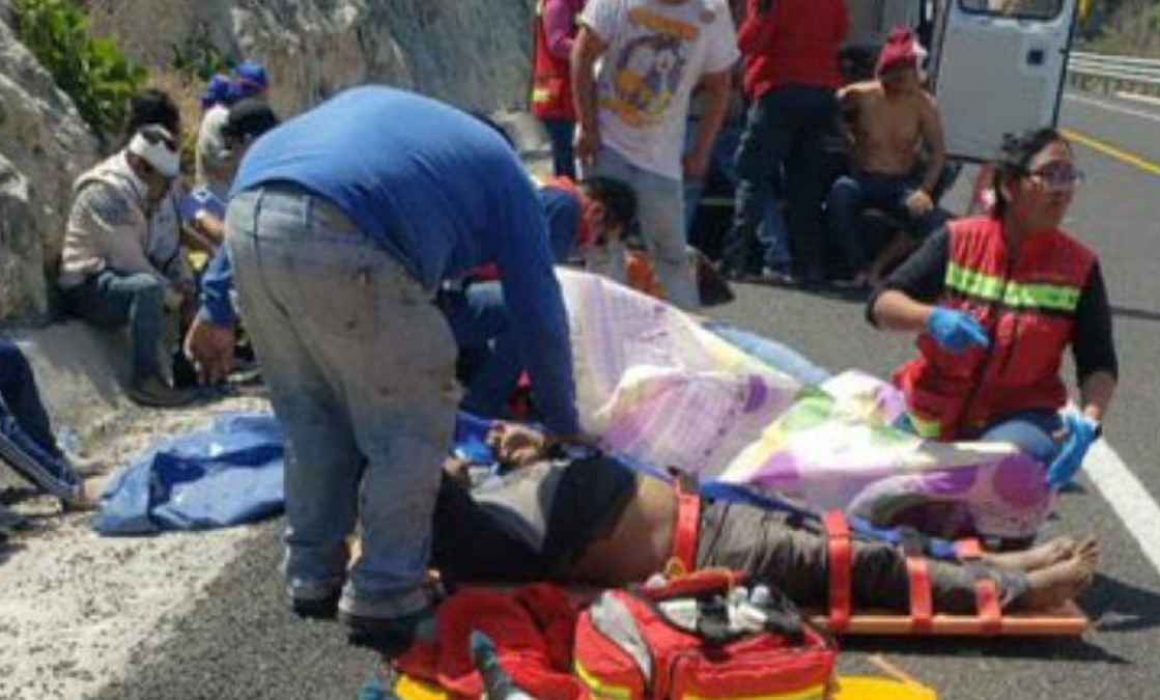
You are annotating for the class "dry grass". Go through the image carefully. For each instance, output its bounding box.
[146,68,205,175]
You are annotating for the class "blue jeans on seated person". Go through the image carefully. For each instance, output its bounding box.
[975,410,1063,465]
[61,270,166,381]
[899,409,1063,465]
[227,184,459,620]
[0,341,82,501]
[826,172,950,275]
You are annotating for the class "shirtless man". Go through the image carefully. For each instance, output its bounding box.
[825,27,949,287]
[431,422,1098,617]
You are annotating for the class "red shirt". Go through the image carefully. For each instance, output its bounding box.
[738,0,849,99]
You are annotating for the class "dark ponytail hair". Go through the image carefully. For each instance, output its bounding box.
[991,127,1071,218]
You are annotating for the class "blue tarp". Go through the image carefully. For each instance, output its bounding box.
[94,412,285,535]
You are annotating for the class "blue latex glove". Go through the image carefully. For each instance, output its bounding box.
[1047,410,1101,488]
[926,308,990,354]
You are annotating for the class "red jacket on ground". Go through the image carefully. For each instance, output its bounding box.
[737,0,849,99]
[895,217,1097,439]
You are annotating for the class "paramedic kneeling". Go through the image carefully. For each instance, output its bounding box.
[867,128,1118,488]
[186,87,580,653]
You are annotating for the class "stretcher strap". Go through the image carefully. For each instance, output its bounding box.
[975,578,1003,635]
[955,538,984,561]
[825,510,853,633]
[906,556,934,633]
[672,474,702,573]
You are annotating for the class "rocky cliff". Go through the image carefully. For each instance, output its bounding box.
[0,0,535,321]
[0,11,100,320]
[89,0,536,118]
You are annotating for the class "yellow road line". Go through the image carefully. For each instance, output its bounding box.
[1061,127,1160,178]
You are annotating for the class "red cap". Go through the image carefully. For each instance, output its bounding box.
[877,27,920,76]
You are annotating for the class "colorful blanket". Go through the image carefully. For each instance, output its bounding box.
[557,270,1055,541]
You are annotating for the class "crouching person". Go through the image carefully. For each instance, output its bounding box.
[58,126,195,408]
[184,86,581,655]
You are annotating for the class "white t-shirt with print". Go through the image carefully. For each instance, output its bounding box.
[581,0,739,180]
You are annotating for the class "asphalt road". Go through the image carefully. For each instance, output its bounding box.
[93,91,1160,700]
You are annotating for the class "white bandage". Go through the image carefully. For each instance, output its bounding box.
[128,126,180,178]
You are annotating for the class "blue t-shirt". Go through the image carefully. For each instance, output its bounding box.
[223,86,578,434]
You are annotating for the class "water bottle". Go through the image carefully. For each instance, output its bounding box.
[471,631,536,700]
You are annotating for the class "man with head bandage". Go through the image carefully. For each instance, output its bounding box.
[59,124,197,407]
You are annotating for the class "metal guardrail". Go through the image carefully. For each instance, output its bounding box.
[1068,51,1160,98]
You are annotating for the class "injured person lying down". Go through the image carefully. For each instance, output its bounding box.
[431,423,1098,615]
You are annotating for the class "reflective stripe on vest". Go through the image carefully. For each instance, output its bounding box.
[946,262,1083,312]
[574,660,634,700]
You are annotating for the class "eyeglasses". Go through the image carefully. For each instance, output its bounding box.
[1026,162,1084,192]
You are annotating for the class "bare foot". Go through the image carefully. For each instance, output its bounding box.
[1016,542,1099,612]
[982,536,1078,572]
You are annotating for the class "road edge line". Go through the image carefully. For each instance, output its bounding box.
[1085,440,1160,576]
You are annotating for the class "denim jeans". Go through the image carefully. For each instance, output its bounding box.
[227,184,460,619]
[728,86,838,279]
[684,116,790,272]
[976,410,1063,464]
[702,322,832,386]
[898,408,1063,464]
[439,282,522,419]
[62,270,166,381]
[826,172,950,273]
[589,146,699,310]
[542,118,577,179]
[0,341,81,501]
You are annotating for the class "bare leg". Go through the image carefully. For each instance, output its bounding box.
[1015,540,1099,612]
[982,536,1080,572]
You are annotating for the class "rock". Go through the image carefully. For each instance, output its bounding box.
[88,0,535,118]
[0,16,100,320]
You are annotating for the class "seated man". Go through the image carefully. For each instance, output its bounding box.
[0,341,90,510]
[432,422,1098,615]
[826,28,950,287]
[59,125,195,407]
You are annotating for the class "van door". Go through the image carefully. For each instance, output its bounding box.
[930,0,1079,161]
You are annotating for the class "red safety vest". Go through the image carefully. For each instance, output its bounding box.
[531,1,576,121]
[894,216,1097,440]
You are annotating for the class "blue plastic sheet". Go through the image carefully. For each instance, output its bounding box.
[94,412,285,535]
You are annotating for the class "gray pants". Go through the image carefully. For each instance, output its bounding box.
[227,184,460,619]
[697,501,1029,613]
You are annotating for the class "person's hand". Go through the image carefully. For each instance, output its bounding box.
[486,422,548,466]
[683,149,711,181]
[183,316,237,384]
[1046,410,1102,488]
[926,307,989,354]
[576,125,601,169]
[905,189,935,217]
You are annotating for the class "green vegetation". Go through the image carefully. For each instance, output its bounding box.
[1081,0,1160,57]
[12,0,146,139]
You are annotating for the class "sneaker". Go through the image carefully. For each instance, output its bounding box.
[339,607,435,657]
[127,375,197,408]
[291,591,341,621]
[758,267,797,286]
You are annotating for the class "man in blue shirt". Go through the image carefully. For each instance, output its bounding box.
[184,86,579,652]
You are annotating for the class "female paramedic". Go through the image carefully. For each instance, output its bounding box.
[867,128,1118,488]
